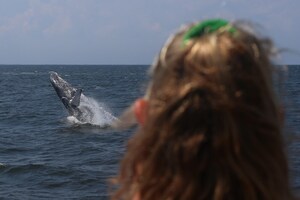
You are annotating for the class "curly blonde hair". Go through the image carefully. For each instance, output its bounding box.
[112,19,293,200]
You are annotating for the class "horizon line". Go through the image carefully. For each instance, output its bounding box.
[0,63,298,66]
[0,64,151,66]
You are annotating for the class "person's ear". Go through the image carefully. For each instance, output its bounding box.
[134,98,148,125]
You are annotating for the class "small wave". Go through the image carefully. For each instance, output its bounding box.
[2,163,45,174]
[0,163,6,168]
[95,86,104,90]
[2,71,38,76]
[20,72,37,75]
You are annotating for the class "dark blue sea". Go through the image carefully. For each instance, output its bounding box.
[0,65,299,199]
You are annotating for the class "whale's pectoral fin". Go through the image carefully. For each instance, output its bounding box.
[70,89,82,107]
[61,97,70,108]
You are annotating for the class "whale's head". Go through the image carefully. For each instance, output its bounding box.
[50,71,75,101]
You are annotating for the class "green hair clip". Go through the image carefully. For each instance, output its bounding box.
[183,19,236,44]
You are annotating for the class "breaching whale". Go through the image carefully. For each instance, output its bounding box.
[49,71,93,123]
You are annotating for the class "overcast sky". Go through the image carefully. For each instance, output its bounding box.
[0,0,299,65]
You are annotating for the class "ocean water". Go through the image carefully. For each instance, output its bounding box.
[0,65,146,199]
[0,65,299,199]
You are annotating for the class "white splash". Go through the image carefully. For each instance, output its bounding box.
[66,94,118,127]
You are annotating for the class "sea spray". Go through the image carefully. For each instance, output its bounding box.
[67,94,118,127]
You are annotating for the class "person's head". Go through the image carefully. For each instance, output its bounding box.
[112,19,292,200]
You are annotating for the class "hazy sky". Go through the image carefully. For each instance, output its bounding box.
[0,0,299,64]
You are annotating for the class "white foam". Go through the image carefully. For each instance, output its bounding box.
[67,94,118,127]
[66,116,82,125]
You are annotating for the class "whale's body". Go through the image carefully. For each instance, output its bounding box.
[50,71,93,122]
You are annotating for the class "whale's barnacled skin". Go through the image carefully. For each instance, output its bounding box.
[49,71,87,122]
